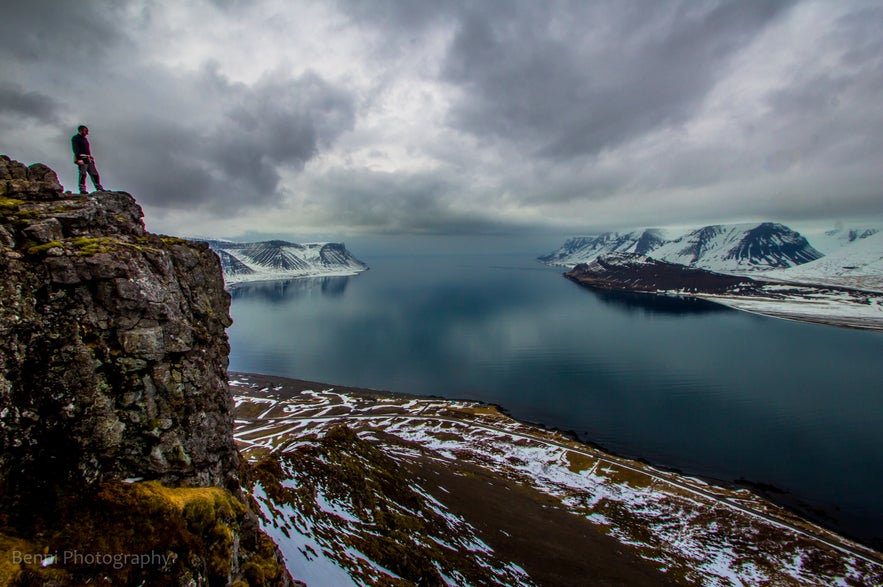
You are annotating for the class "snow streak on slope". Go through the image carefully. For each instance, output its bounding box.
[232,378,883,587]
[206,240,368,285]
[538,229,669,265]
[238,385,535,587]
[651,223,821,272]
[542,223,822,274]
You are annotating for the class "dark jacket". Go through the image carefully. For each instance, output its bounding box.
[71,133,92,161]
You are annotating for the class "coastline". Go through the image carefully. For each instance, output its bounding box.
[700,293,883,331]
[564,275,883,332]
[230,370,883,585]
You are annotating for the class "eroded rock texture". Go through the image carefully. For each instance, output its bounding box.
[0,155,238,496]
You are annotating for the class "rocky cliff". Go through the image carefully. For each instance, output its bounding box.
[0,156,292,586]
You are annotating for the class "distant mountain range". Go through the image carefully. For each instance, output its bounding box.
[204,240,368,286]
[540,222,881,276]
[548,222,883,329]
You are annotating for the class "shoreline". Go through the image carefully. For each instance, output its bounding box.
[555,256,883,332]
[566,277,883,332]
[224,268,367,289]
[706,298,883,331]
[229,370,883,554]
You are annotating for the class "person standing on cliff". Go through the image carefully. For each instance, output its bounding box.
[71,125,105,194]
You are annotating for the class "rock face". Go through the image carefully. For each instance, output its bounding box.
[0,156,293,585]
[0,156,237,495]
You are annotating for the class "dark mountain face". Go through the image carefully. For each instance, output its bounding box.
[241,243,311,271]
[727,223,823,268]
[633,229,666,255]
[675,225,725,264]
[216,249,255,275]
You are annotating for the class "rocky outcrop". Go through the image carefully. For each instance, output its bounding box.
[565,252,757,294]
[0,155,237,492]
[0,156,292,586]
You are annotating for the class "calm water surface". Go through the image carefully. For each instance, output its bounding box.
[227,253,883,547]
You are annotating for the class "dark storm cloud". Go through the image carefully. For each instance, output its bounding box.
[214,70,356,170]
[758,5,883,169]
[2,0,881,234]
[0,83,61,124]
[0,0,125,64]
[440,0,797,160]
[306,167,515,234]
[104,66,357,213]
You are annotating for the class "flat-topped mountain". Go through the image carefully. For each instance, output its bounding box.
[206,239,368,285]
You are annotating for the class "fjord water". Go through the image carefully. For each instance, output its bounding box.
[227,253,883,547]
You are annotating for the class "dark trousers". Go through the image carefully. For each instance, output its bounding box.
[77,160,102,192]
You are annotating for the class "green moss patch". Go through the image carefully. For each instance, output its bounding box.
[23,240,63,256]
[0,197,38,222]
[69,236,122,256]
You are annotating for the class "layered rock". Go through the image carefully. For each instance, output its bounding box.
[0,156,292,585]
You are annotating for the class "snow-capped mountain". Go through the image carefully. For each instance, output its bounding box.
[541,222,823,274]
[538,229,669,265]
[206,240,368,285]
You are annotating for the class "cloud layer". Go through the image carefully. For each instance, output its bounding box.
[1,0,881,238]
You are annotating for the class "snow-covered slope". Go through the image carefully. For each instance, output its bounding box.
[650,222,822,272]
[537,229,669,265]
[766,230,883,292]
[206,240,368,285]
[542,223,822,274]
[799,224,880,255]
[232,378,883,587]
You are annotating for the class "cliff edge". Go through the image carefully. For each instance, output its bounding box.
[0,156,292,586]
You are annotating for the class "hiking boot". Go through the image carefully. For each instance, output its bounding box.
[95,185,105,191]
[79,189,88,194]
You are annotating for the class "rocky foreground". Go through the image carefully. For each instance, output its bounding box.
[0,156,293,586]
[231,372,883,587]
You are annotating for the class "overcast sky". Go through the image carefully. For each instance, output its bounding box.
[1,0,881,243]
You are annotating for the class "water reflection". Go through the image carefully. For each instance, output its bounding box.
[580,286,731,316]
[227,254,883,548]
[228,276,351,302]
